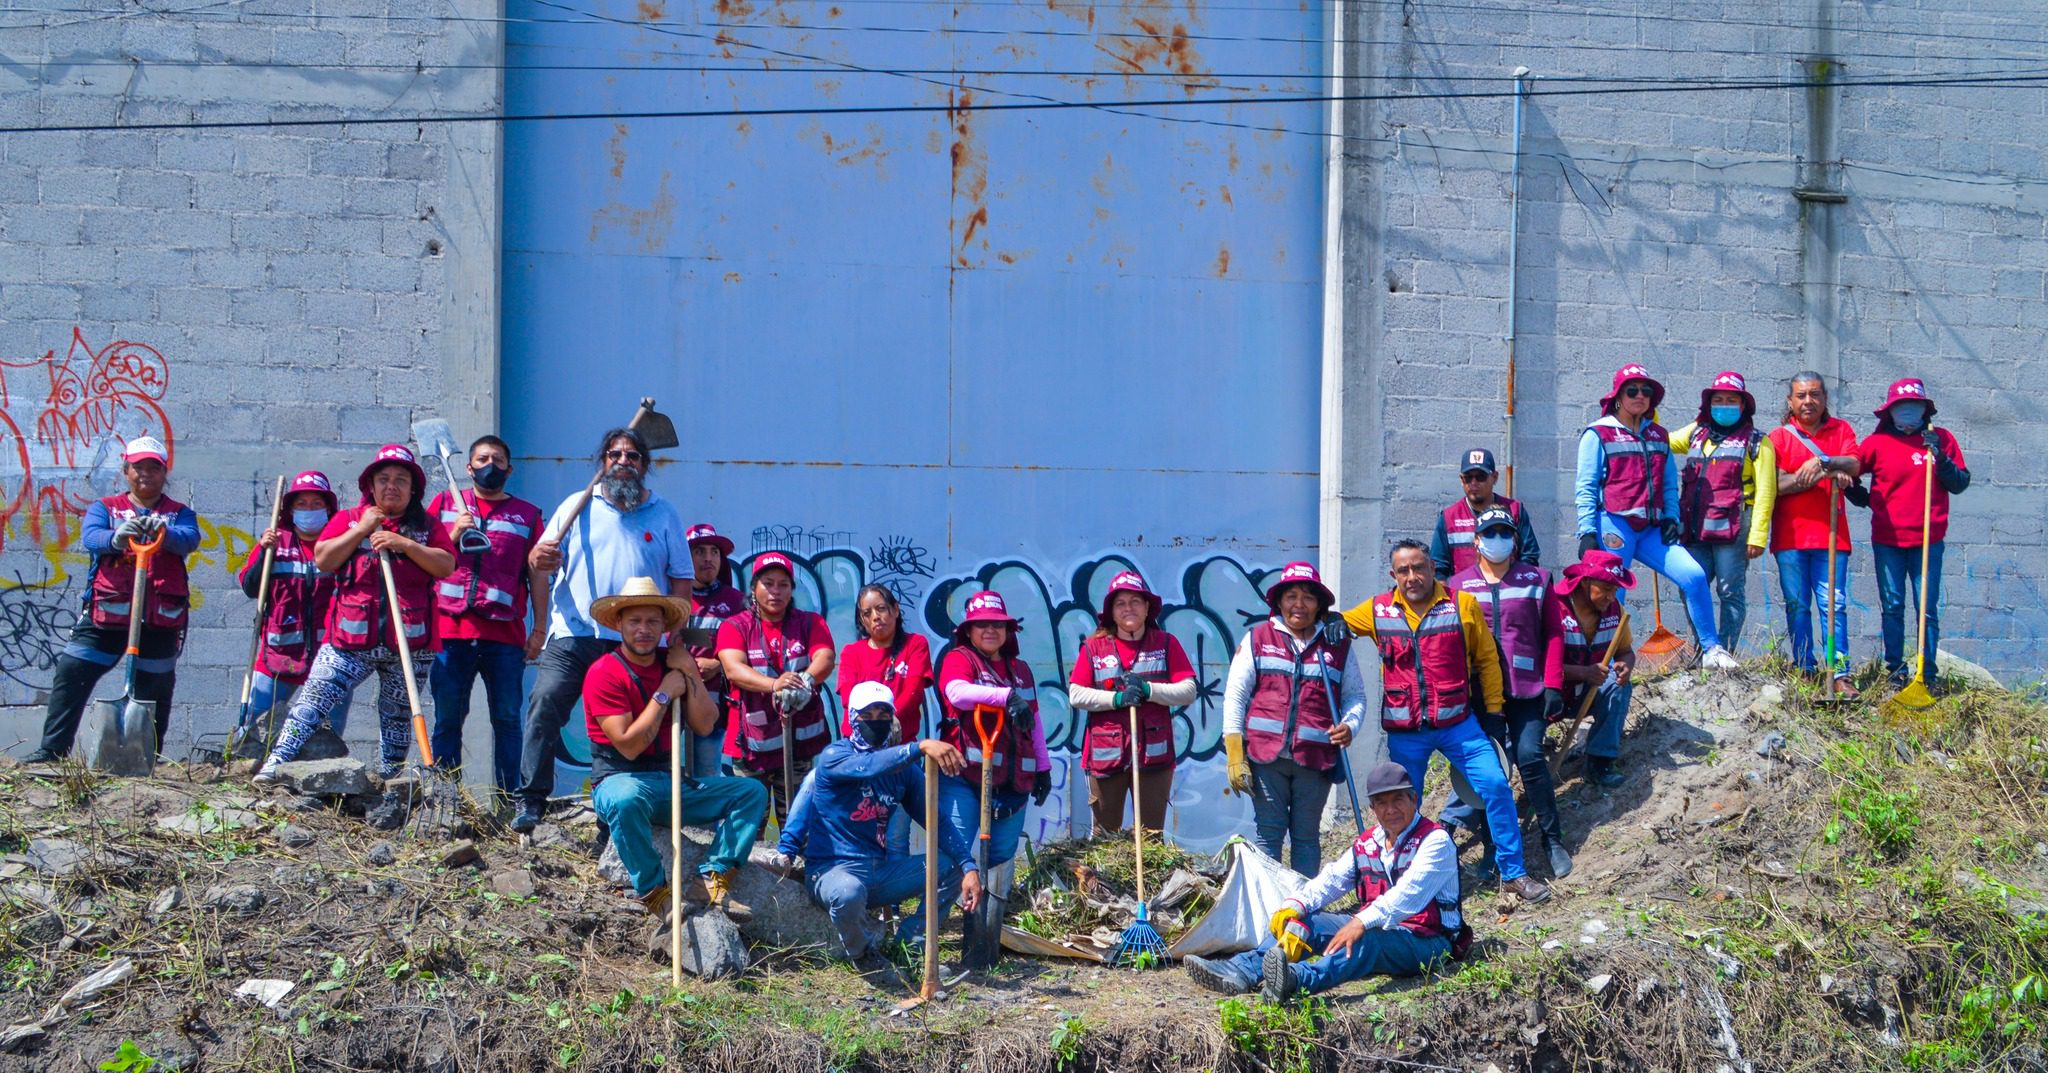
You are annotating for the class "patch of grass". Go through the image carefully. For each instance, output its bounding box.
[1218,996,1325,1073]
[1823,739,1922,858]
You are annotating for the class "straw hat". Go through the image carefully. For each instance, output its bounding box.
[591,576,689,632]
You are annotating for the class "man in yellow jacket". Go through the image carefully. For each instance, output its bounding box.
[1339,540,1552,904]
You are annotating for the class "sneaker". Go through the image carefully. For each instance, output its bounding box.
[510,801,544,834]
[757,849,805,881]
[251,768,279,789]
[1586,758,1626,789]
[20,749,59,764]
[1184,954,1256,995]
[1502,875,1552,904]
[1546,838,1575,880]
[1701,645,1740,671]
[1260,946,1300,1004]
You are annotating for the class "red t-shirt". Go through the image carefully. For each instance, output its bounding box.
[427,490,543,646]
[1767,417,1860,553]
[1857,427,1965,547]
[836,632,935,739]
[582,649,672,778]
[1065,632,1197,690]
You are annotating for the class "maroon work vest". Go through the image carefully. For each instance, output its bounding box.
[1076,631,1176,776]
[1242,619,1349,772]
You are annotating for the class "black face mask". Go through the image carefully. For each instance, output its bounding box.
[471,463,509,491]
[854,713,898,751]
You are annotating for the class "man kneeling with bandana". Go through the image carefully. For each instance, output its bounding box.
[801,681,984,985]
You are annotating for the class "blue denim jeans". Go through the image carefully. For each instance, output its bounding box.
[1683,533,1752,653]
[1596,512,1721,650]
[246,672,334,734]
[1388,718,1528,881]
[1250,757,1335,876]
[935,776,1029,874]
[1216,911,1451,994]
[807,854,962,958]
[1873,541,1944,678]
[1774,548,1850,674]
[592,770,768,897]
[1438,697,1562,845]
[430,638,528,792]
[1582,679,1634,761]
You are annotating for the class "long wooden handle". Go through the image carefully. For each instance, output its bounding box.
[377,550,434,767]
[920,758,939,998]
[671,698,684,987]
[1127,704,1146,902]
[1574,610,1633,721]
[239,475,288,706]
[542,399,661,544]
[1915,449,1936,678]
[1824,484,1840,663]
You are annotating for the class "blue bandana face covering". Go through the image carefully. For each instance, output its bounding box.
[1891,401,1927,432]
[1710,404,1743,428]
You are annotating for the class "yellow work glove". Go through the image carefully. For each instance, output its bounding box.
[1224,734,1252,795]
[1268,906,1314,963]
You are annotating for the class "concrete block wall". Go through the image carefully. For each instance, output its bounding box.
[0,1,503,761]
[1343,0,2048,684]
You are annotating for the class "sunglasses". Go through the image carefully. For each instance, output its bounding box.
[1459,472,1492,482]
[1621,385,1655,399]
[605,449,645,463]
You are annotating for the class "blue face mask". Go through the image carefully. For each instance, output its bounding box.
[1891,401,1928,432]
[1476,533,1516,564]
[1710,404,1743,428]
[291,508,330,533]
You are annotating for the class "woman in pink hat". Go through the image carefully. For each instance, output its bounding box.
[715,551,836,820]
[1545,550,1639,787]
[1668,371,1779,654]
[684,523,747,778]
[1573,364,1740,671]
[1851,378,1970,687]
[1065,570,1196,835]
[27,436,201,761]
[231,470,345,751]
[256,445,456,783]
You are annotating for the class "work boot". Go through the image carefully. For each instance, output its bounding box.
[1585,758,1626,789]
[690,869,754,923]
[1260,946,1300,1004]
[637,883,671,914]
[1830,676,1861,700]
[21,749,58,764]
[1545,837,1574,880]
[1184,954,1256,995]
[1701,645,1741,671]
[510,800,544,834]
[1502,875,1552,905]
[851,946,907,991]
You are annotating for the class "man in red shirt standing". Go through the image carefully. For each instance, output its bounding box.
[1850,379,1970,688]
[585,577,764,920]
[1766,372,1862,696]
[428,435,547,794]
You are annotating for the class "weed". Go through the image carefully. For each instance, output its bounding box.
[97,1040,156,1073]
[1824,740,1921,858]
[1218,996,1325,1073]
[1048,1014,1086,1070]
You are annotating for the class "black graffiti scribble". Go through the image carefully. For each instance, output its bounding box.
[750,524,854,559]
[866,535,936,610]
[0,572,78,691]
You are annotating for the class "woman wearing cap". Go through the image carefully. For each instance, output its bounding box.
[1852,378,1970,687]
[1066,570,1197,835]
[256,445,456,782]
[1573,364,1740,671]
[716,551,836,819]
[584,577,758,918]
[27,436,201,761]
[685,524,746,778]
[1766,372,1862,694]
[232,470,343,749]
[1669,372,1778,654]
[1547,550,1638,788]
[1221,562,1366,875]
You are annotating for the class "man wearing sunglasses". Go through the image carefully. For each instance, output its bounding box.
[1428,447,1541,579]
[513,427,696,833]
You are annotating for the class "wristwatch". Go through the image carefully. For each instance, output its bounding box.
[652,690,672,707]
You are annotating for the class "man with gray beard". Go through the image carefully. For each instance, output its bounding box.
[513,428,696,833]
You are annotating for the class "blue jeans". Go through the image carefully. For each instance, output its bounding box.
[1439,697,1562,845]
[1582,679,1634,760]
[688,706,729,780]
[1388,718,1528,881]
[1873,541,1944,678]
[592,771,768,897]
[936,776,1028,874]
[430,638,528,792]
[1683,534,1752,653]
[1250,758,1335,876]
[807,854,962,958]
[1595,512,1721,650]
[1774,548,1850,674]
[1216,911,1451,994]
[246,672,333,733]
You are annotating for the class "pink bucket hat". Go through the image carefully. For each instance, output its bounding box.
[1097,569,1163,626]
[1558,549,1638,595]
[1695,370,1756,426]
[357,444,426,502]
[1264,561,1335,613]
[1873,377,1937,420]
[953,589,1023,654]
[285,470,338,514]
[686,523,735,557]
[1600,363,1665,414]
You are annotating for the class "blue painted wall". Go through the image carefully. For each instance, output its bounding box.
[502,0,1328,850]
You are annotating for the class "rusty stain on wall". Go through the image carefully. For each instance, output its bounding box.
[949,88,989,268]
[605,123,628,179]
[714,0,754,18]
[1214,245,1230,277]
[1097,10,1217,96]
[636,0,666,19]
[589,169,676,252]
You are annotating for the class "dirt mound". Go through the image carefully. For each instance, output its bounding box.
[0,664,2042,1072]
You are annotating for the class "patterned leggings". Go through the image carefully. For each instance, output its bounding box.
[264,643,428,777]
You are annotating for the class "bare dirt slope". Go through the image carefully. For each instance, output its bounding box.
[1,664,2043,1073]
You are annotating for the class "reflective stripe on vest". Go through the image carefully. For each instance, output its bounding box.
[337,615,426,640]
[438,580,516,608]
[1595,421,1672,520]
[266,630,306,648]
[1354,818,1463,942]
[1375,596,1472,731]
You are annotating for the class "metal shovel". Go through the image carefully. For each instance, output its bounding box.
[410,417,492,556]
[83,530,166,776]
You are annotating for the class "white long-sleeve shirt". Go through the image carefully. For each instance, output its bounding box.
[1286,814,1458,931]
[1220,624,1368,737]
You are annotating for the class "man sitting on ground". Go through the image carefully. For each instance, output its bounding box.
[1183,761,1469,1001]
[800,681,982,984]
[583,577,766,921]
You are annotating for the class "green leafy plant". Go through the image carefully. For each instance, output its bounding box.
[1218,997,1325,1073]
[98,1040,156,1073]
[1049,1014,1087,1070]
[1824,740,1921,858]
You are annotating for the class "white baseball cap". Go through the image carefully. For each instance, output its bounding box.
[124,435,169,467]
[847,681,894,714]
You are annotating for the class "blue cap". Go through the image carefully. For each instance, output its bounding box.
[1459,447,1497,475]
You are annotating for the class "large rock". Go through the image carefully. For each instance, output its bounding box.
[26,839,90,878]
[665,910,749,979]
[1934,649,2005,692]
[296,726,351,761]
[595,830,838,950]
[270,759,371,797]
